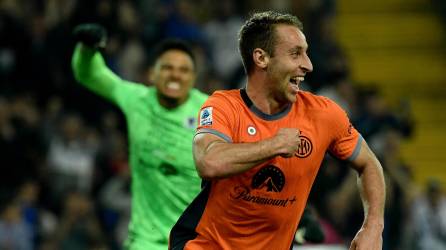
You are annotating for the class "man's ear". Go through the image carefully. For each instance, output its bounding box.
[253,48,269,70]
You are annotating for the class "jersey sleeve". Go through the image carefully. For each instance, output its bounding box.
[326,99,363,161]
[71,43,141,109]
[196,92,237,142]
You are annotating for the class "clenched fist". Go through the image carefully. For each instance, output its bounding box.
[73,23,107,49]
[272,128,301,158]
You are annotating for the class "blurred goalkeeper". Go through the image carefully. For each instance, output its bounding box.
[71,23,208,250]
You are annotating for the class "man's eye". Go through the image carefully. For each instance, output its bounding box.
[180,67,192,73]
[291,52,300,57]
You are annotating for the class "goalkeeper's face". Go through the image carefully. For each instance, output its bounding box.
[151,49,196,104]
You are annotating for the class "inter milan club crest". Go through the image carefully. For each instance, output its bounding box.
[295,136,313,158]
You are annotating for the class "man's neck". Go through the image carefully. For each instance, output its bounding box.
[246,75,289,115]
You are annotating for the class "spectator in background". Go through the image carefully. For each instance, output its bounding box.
[378,129,418,250]
[51,191,106,250]
[354,87,413,144]
[161,0,208,45]
[114,0,146,82]
[0,94,44,190]
[71,24,208,250]
[203,0,244,88]
[14,179,58,248]
[0,6,33,94]
[46,113,98,207]
[406,179,446,250]
[91,110,128,192]
[317,72,358,118]
[0,189,33,250]
[40,96,65,143]
[99,160,131,246]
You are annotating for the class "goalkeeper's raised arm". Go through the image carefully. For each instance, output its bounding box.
[71,23,122,102]
[70,23,210,250]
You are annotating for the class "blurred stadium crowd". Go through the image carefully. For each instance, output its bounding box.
[0,0,445,250]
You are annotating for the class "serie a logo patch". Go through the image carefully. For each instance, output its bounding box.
[199,107,213,126]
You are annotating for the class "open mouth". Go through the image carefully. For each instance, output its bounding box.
[166,81,181,91]
[289,76,304,91]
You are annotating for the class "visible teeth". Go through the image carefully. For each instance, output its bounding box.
[290,76,304,84]
[167,81,180,90]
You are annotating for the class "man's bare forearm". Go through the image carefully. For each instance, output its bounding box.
[357,158,385,229]
[352,141,386,230]
[194,128,301,179]
[195,135,280,179]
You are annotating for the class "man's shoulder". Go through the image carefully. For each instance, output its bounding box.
[210,89,241,101]
[297,90,338,110]
[297,91,350,124]
[203,89,242,110]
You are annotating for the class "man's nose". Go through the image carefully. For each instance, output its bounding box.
[300,54,313,73]
[170,68,183,80]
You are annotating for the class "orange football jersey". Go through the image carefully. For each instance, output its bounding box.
[170,89,362,250]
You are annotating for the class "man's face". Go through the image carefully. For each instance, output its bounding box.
[266,24,313,103]
[150,49,196,103]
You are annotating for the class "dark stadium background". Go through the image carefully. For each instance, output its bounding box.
[0,0,445,249]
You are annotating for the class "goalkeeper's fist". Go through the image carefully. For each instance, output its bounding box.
[73,23,107,49]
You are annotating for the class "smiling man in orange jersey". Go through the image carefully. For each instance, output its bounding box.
[170,11,386,250]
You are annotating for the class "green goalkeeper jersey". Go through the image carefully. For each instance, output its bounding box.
[72,44,207,250]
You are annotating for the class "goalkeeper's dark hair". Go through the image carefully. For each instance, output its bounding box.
[149,39,196,69]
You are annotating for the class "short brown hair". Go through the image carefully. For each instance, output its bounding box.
[238,11,303,74]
